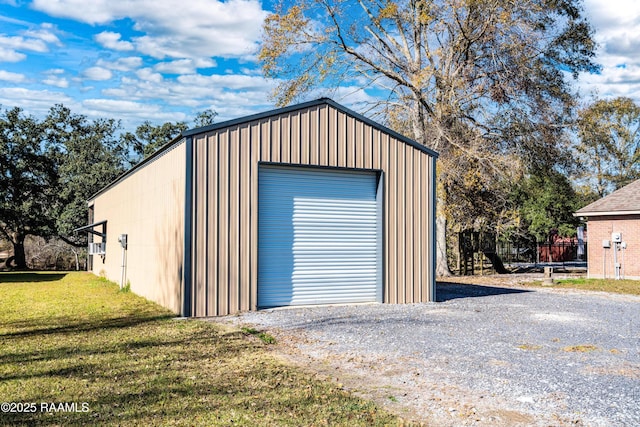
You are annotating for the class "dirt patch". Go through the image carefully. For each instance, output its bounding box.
[438,272,582,288]
[265,327,567,426]
[583,362,640,379]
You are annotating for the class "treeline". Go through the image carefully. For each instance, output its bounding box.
[0,105,216,269]
[1,96,639,271]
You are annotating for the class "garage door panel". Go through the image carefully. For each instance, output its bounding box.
[258,166,381,308]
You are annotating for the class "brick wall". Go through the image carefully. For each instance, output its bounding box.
[586,215,640,279]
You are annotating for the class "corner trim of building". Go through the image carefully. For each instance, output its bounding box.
[429,155,437,302]
[182,136,194,317]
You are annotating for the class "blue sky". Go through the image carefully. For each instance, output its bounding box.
[0,0,638,132]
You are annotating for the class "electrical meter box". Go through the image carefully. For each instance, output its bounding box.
[611,232,622,243]
[118,234,128,249]
[602,239,611,248]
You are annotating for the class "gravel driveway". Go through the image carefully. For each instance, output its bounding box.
[218,280,640,426]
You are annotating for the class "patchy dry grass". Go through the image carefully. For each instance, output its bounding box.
[535,278,640,296]
[0,272,399,426]
[517,344,542,351]
[562,345,599,353]
[441,275,640,297]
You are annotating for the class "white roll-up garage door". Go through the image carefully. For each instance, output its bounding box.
[258,166,381,308]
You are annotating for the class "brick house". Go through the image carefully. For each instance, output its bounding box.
[574,179,640,279]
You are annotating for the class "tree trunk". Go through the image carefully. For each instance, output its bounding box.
[435,211,452,277]
[11,232,27,270]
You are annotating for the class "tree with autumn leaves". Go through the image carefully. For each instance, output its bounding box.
[576,97,640,196]
[260,0,599,274]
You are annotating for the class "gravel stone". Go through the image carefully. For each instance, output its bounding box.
[217,280,640,426]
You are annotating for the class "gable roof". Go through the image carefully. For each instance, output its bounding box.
[183,98,438,157]
[575,179,640,217]
[89,98,438,201]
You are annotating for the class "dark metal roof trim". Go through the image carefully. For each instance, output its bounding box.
[182,98,439,158]
[88,98,438,202]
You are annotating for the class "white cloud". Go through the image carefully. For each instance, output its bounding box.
[580,0,640,101]
[97,68,277,121]
[42,77,68,88]
[154,58,216,74]
[0,46,25,62]
[82,66,113,80]
[42,70,69,87]
[31,0,268,59]
[96,56,143,72]
[0,23,61,62]
[176,73,272,91]
[24,24,62,46]
[0,34,48,52]
[0,87,74,112]
[135,67,163,83]
[81,98,185,122]
[0,70,25,82]
[95,31,134,51]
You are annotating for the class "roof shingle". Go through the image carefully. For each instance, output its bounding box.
[575,179,640,216]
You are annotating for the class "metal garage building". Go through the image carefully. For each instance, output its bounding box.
[84,99,438,317]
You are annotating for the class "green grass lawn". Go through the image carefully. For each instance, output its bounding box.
[545,277,640,296]
[0,272,399,426]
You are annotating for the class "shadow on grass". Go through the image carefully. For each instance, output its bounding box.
[0,314,175,339]
[0,272,68,283]
[436,281,531,302]
[0,326,223,380]
[0,317,390,427]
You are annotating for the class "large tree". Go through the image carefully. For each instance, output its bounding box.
[122,109,218,163]
[509,169,583,242]
[45,104,127,246]
[576,97,640,197]
[0,107,57,269]
[121,121,189,163]
[260,0,598,274]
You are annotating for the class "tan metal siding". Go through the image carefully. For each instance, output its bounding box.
[207,133,218,314]
[337,111,347,167]
[397,139,407,303]
[250,121,260,310]
[309,107,319,164]
[405,144,414,302]
[428,155,436,301]
[240,124,251,312]
[300,109,309,164]
[91,141,186,313]
[387,133,397,303]
[195,135,207,316]
[217,130,229,315]
[191,104,435,316]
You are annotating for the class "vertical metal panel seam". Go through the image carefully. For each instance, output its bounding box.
[316,105,321,163]
[377,171,385,303]
[231,127,240,313]
[192,138,198,315]
[248,123,254,310]
[405,146,413,303]
[430,155,437,302]
[345,115,349,166]
[226,128,231,315]
[204,137,209,316]
[237,126,243,311]
[241,124,251,311]
[218,129,230,315]
[182,136,193,317]
[212,132,220,316]
[298,110,302,164]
